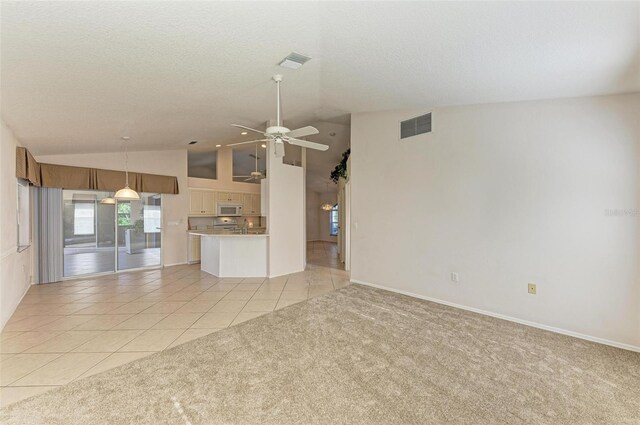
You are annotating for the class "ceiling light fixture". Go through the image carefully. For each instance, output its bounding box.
[241,131,248,135]
[320,182,333,211]
[216,144,222,148]
[189,141,198,145]
[278,52,311,70]
[114,137,140,200]
[100,194,116,205]
[261,144,267,148]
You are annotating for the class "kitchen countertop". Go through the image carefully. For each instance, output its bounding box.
[188,231,268,237]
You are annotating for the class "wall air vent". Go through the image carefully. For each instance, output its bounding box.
[278,52,311,69]
[400,113,432,139]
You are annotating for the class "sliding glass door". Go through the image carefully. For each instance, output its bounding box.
[63,191,116,277]
[63,190,161,278]
[116,194,162,271]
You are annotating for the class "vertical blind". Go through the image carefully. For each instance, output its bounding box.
[34,187,64,284]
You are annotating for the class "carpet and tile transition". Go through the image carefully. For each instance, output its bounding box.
[1,285,639,424]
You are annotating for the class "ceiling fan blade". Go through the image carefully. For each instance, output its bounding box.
[286,137,329,151]
[286,126,319,138]
[231,124,265,135]
[244,177,254,182]
[227,139,268,147]
[233,175,251,178]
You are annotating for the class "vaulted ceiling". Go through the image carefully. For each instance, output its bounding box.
[2,2,638,180]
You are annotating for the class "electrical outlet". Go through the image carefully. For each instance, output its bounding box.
[451,272,459,283]
[528,283,537,295]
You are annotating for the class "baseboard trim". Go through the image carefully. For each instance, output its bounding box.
[269,268,305,279]
[351,279,640,353]
[1,277,31,332]
[164,262,189,268]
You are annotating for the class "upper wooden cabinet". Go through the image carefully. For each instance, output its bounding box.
[242,193,261,215]
[189,189,216,215]
[217,192,243,204]
[189,189,260,216]
[251,193,261,216]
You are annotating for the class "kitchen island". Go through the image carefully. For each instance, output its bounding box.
[189,232,268,278]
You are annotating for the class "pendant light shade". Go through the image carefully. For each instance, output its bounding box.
[114,136,140,200]
[100,196,116,204]
[114,186,140,200]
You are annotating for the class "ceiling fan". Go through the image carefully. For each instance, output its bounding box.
[227,75,329,153]
[232,145,266,182]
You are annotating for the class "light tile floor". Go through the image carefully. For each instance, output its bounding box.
[307,241,343,269]
[0,258,349,407]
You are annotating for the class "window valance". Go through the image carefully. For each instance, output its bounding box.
[16,147,179,195]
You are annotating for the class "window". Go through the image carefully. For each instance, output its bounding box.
[232,145,266,184]
[73,202,95,235]
[188,150,217,180]
[117,203,132,226]
[143,204,161,233]
[330,204,338,236]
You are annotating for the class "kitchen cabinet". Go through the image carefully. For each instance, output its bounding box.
[217,192,243,204]
[260,179,268,217]
[188,234,201,263]
[242,193,261,215]
[189,189,216,215]
[251,194,261,215]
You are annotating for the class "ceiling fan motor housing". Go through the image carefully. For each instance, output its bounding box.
[266,126,289,135]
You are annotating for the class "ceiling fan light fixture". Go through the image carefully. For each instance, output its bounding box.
[278,52,311,69]
[320,203,333,211]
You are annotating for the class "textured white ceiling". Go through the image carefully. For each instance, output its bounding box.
[2,1,638,161]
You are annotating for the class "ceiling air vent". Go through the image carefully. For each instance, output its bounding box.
[400,113,431,139]
[278,52,311,69]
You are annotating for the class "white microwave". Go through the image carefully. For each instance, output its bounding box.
[217,204,243,217]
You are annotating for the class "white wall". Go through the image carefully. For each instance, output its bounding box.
[266,142,305,277]
[36,150,189,267]
[351,93,640,349]
[306,190,321,241]
[1,121,33,330]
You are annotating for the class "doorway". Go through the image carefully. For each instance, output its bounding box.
[62,190,162,277]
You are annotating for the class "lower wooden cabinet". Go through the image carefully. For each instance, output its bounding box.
[188,234,201,263]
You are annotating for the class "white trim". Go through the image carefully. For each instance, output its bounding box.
[1,270,31,332]
[269,268,304,279]
[351,278,640,353]
[164,261,188,268]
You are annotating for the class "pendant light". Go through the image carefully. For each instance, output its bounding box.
[114,136,140,200]
[100,194,115,205]
[320,182,333,211]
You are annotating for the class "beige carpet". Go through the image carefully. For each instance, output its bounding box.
[1,285,639,424]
